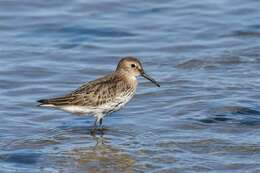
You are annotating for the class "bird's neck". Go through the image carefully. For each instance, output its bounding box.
[116,70,138,87]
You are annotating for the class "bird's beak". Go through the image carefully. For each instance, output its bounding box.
[141,71,160,87]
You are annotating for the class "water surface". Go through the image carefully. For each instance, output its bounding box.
[1,0,260,172]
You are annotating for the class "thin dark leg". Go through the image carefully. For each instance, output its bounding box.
[99,118,103,127]
[90,119,98,135]
[94,118,98,128]
[99,118,104,134]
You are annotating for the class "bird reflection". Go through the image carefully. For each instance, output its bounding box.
[66,129,135,173]
[91,130,106,146]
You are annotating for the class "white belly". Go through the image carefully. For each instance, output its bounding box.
[60,92,134,115]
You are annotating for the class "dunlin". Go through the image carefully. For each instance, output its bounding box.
[38,57,160,130]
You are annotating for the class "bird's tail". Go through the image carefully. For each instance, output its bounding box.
[37,99,54,107]
[37,96,74,107]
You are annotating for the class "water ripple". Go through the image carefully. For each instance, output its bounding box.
[1,0,260,172]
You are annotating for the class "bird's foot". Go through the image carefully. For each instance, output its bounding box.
[98,126,105,135]
[90,126,97,135]
[90,126,105,136]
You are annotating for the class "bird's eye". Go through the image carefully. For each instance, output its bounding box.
[131,64,136,68]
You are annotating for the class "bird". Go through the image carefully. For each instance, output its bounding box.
[38,57,160,131]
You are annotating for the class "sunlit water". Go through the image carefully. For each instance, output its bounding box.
[1,0,260,172]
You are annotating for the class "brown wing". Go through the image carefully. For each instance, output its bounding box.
[38,73,131,107]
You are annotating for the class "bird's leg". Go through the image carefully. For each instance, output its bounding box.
[90,118,98,135]
[95,114,104,129]
[99,118,105,134]
[94,118,98,128]
[99,118,103,127]
[91,114,104,134]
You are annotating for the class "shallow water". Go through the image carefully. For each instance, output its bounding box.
[1,0,260,172]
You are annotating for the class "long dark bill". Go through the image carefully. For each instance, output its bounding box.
[141,72,160,87]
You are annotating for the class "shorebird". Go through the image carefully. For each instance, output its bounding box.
[38,57,160,130]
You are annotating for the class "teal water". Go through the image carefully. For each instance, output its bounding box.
[1,0,260,172]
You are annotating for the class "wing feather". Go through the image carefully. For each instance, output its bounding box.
[38,73,130,107]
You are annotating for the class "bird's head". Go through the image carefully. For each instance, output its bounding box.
[116,57,160,87]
